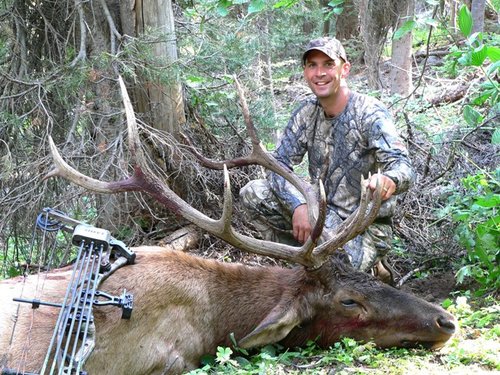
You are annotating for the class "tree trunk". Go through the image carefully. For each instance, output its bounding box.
[322,0,331,35]
[357,0,390,89]
[390,0,415,96]
[335,0,358,41]
[133,0,185,137]
[81,1,124,231]
[449,0,458,33]
[471,0,486,33]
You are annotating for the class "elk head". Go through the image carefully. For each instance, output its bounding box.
[43,76,456,354]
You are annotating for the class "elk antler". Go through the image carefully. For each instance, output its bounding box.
[179,78,321,228]
[45,75,382,270]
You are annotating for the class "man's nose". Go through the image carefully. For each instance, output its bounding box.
[315,68,327,77]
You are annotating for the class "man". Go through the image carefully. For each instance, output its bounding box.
[240,37,415,281]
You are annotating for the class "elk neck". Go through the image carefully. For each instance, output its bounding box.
[99,249,322,346]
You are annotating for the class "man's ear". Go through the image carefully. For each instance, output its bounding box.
[341,61,351,79]
[237,302,302,349]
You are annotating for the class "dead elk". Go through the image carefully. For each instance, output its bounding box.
[0,77,457,374]
[1,243,456,374]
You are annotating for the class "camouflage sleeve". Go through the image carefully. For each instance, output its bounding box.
[365,101,416,194]
[266,104,310,215]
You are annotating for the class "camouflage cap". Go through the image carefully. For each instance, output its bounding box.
[302,37,347,65]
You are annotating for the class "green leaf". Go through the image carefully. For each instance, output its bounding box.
[467,32,483,49]
[215,346,233,364]
[486,46,500,62]
[442,298,453,309]
[393,20,416,40]
[487,60,500,75]
[185,75,206,88]
[458,52,472,66]
[475,194,500,207]
[333,7,344,14]
[471,44,488,66]
[216,0,232,16]
[456,265,472,283]
[273,0,298,9]
[248,0,266,13]
[462,105,483,126]
[473,238,493,267]
[492,128,500,145]
[471,92,492,106]
[234,356,252,366]
[328,0,344,6]
[458,5,473,37]
[453,211,470,221]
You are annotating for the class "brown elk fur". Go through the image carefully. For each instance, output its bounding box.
[1,245,456,374]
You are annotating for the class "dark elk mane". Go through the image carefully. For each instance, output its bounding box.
[310,251,381,288]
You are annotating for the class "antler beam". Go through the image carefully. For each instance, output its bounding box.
[45,75,381,270]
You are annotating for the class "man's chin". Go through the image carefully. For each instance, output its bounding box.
[314,91,334,99]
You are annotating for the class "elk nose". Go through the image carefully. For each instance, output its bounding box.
[436,315,456,334]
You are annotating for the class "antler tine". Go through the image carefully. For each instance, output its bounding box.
[118,76,146,162]
[44,136,119,193]
[182,77,320,225]
[295,180,327,268]
[220,164,234,230]
[179,77,266,170]
[214,163,329,268]
[313,176,383,262]
[43,75,324,268]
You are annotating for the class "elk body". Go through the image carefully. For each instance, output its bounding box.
[1,245,456,374]
[1,77,457,374]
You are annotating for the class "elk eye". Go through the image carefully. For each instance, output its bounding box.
[341,299,358,308]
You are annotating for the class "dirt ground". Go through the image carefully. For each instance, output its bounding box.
[401,270,459,303]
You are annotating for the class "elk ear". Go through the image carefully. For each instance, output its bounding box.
[237,302,301,348]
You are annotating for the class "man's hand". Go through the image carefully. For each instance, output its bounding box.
[292,204,311,244]
[369,173,396,201]
[292,174,395,243]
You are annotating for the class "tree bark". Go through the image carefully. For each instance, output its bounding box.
[133,0,185,137]
[358,0,390,89]
[79,1,123,231]
[449,0,458,33]
[390,0,415,96]
[335,0,358,41]
[471,0,486,33]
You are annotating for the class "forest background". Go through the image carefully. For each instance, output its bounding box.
[0,0,498,373]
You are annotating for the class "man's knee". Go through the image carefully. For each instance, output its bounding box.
[339,223,393,272]
[359,224,393,271]
[240,179,271,212]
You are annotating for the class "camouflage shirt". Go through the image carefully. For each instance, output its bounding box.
[268,91,415,222]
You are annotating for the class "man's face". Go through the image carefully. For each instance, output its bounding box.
[303,50,350,99]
